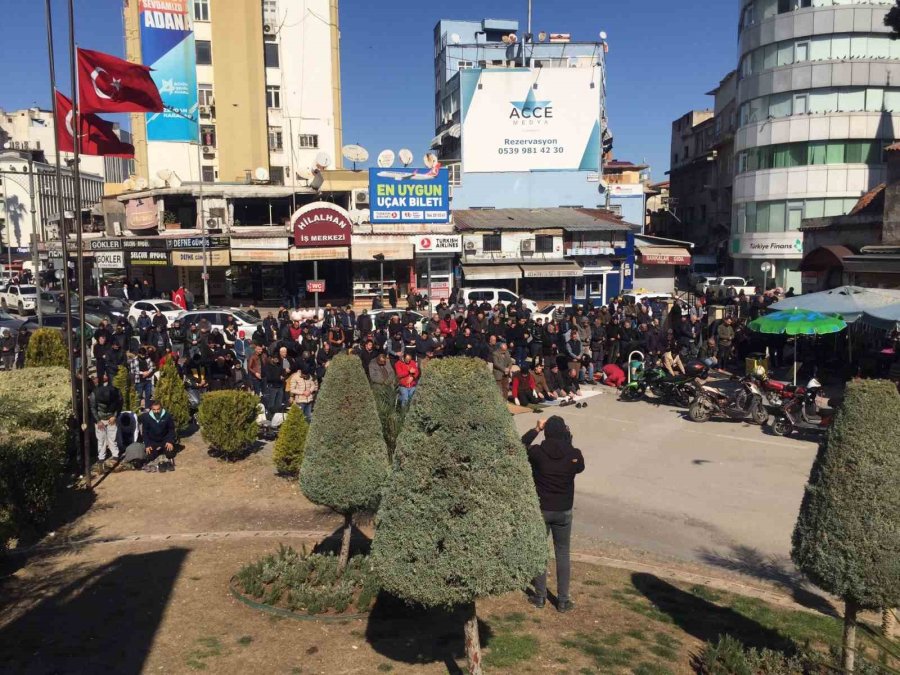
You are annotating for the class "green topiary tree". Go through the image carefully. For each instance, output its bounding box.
[113,364,139,412]
[371,383,404,462]
[272,405,309,476]
[154,359,190,434]
[197,390,259,459]
[24,328,68,368]
[300,353,389,570]
[791,379,900,674]
[371,357,547,675]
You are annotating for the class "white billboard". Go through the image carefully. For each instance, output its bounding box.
[459,68,602,174]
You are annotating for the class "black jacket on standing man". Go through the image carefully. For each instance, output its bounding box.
[521,416,585,512]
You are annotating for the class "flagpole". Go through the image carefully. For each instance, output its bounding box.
[44,0,79,437]
[67,0,92,488]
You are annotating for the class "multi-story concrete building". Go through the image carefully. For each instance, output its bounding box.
[667,109,716,244]
[603,159,649,232]
[123,0,342,189]
[733,0,896,289]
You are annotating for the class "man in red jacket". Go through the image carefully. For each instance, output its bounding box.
[394,352,420,406]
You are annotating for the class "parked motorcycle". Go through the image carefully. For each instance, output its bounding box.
[769,378,836,438]
[740,367,806,408]
[620,363,706,407]
[688,375,768,425]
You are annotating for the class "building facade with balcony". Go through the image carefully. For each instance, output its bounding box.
[123,0,341,193]
[732,0,897,290]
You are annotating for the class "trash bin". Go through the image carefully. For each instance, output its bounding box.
[745,353,769,376]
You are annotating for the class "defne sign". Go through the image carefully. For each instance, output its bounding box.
[292,202,353,248]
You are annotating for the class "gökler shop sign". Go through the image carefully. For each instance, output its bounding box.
[369,168,450,225]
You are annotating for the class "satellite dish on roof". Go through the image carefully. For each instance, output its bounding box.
[297,167,314,181]
[135,177,148,190]
[398,148,413,167]
[315,152,331,170]
[156,169,173,182]
[377,149,395,168]
[599,31,608,40]
[342,144,369,169]
[450,33,461,45]
[507,33,518,43]
[501,35,511,44]
[538,31,548,42]
[254,167,269,182]
[123,178,136,191]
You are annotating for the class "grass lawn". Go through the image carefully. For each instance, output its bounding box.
[3,541,896,674]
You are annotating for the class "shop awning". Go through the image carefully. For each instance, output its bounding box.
[520,262,584,278]
[463,264,522,281]
[351,242,414,261]
[290,247,349,261]
[637,246,691,265]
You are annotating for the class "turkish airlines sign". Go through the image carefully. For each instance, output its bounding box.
[292,202,352,248]
[410,235,462,253]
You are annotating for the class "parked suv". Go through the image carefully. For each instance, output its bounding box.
[0,285,39,315]
[179,308,262,333]
[452,287,538,314]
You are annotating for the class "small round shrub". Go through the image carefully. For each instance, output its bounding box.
[25,328,69,368]
[197,390,259,458]
[272,406,309,476]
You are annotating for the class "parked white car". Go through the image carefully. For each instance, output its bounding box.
[531,303,573,324]
[0,285,39,315]
[706,276,757,299]
[452,287,539,314]
[179,308,262,333]
[127,299,185,327]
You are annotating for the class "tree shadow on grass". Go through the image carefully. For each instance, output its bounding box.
[0,548,188,674]
[631,572,797,655]
[364,594,494,675]
[696,545,838,617]
[310,521,373,558]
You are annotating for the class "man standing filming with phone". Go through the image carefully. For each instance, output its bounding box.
[522,415,585,612]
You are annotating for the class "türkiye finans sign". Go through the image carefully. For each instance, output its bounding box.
[291,202,352,248]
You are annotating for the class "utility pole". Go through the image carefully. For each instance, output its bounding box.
[27,154,43,327]
[195,144,209,306]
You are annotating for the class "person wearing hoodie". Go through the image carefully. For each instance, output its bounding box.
[521,416,585,613]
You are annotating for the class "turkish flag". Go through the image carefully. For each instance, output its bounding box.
[55,91,135,158]
[77,48,163,113]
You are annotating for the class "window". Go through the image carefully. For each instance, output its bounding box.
[200,125,216,147]
[482,234,501,252]
[266,85,281,109]
[193,0,209,21]
[298,134,318,148]
[268,127,283,151]
[196,40,212,65]
[201,166,215,183]
[795,41,809,62]
[269,167,284,185]
[263,0,277,25]
[535,235,554,253]
[793,93,808,115]
[264,41,279,68]
[498,291,517,303]
[198,84,214,107]
[608,204,623,216]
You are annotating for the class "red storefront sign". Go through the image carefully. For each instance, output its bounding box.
[292,202,352,248]
[306,280,326,294]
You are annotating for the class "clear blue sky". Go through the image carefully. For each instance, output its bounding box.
[0,0,737,178]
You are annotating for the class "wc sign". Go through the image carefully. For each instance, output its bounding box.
[412,235,462,254]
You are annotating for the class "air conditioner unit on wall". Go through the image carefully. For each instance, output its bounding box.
[263,24,275,35]
[521,239,535,252]
[199,105,210,117]
[352,188,369,210]
[464,240,476,250]
[202,146,215,155]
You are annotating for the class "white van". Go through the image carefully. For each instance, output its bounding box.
[453,288,539,314]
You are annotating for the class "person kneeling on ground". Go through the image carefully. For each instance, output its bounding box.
[599,363,626,388]
[522,416,585,613]
[512,365,540,407]
[532,363,556,401]
[697,336,719,370]
[139,400,177,472]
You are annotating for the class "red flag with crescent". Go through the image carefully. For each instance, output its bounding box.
[77,48,163,114]
[55,91,135,158]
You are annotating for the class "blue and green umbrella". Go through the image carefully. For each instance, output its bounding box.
[749,309,847,336]
[748,309,847,384]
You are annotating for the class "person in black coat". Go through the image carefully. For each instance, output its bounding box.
[521,416,585,612]
[139,400,177,471]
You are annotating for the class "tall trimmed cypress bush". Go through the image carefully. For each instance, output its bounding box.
[371,357,547,675]
[272,405,309,476]
[791,379,900,673]
[299,353,389,569]
[113,363,139,412]
[155,359,190,434]
[25,328,68,368]
[198,390,259,459]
